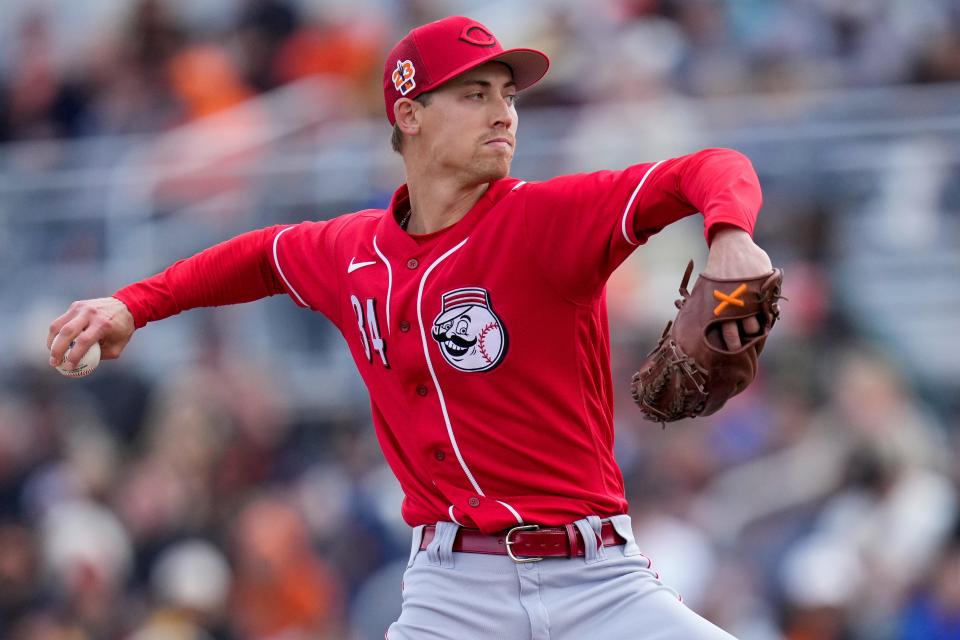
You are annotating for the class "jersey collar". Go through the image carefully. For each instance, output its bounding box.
[375,177,524,257]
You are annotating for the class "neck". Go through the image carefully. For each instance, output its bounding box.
[403,166,491,235]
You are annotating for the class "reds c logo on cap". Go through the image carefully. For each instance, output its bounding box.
[392,59,417,95]
[431,287,507,372]
[459,23,497,47]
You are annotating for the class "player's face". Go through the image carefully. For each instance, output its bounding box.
[431,305,499,365]
[418,62,519,184]
[432,310,480,362]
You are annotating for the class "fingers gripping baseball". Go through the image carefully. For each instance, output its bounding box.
[720,315,761,350]
[48,297,135,369]
[721,321,742,350]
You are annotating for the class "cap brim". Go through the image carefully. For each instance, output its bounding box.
[422,47,550,96]
[488,48,550,92]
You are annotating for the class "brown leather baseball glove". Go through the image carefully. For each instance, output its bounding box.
[630,260,783,424]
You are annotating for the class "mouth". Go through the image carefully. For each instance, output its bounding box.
[483,137,514,150]
[443,341,471,358]
[434,333,477,359]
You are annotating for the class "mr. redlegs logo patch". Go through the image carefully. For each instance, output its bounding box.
[431,287,507,372]
[392,59,416,95]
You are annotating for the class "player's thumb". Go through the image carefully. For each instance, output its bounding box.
[100,335,132,360]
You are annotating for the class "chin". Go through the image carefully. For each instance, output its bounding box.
[489,165,510,180]
[472,159,511,183]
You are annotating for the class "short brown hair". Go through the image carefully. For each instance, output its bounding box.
[391,93,432,153]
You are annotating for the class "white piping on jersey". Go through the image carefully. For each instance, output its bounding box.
[448,505,464,527]
[417,239,479,493]
[272,226,308,307]
[620,159,665,246]
[496,501,523,523]
[416,238,524,525]
[511,180,527,191]
[372,235,392,334]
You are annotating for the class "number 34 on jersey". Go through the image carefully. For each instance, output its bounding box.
[350,294,389,368]
[349,286,509,374]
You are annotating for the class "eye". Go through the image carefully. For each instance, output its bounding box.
[505,94,518,106]
[456,319,469,335]
[467,91,484,100]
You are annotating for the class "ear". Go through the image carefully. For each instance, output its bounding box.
[394,98,421,137]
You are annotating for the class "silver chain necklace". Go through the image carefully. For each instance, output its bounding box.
[399,209,412,230]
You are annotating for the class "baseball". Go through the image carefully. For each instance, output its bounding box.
[56,341,101,378]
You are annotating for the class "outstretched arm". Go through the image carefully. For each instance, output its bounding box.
[47,226,288,370]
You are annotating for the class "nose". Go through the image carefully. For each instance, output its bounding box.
[491,95,514,130]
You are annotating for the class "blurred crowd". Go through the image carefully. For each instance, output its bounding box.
[3,0,960,142]
[2,1,960,640]
[2,321,959,640]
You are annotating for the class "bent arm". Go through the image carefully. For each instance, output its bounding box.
[522,148,765,302]
[633,147,762,244]
[625,148,773,350]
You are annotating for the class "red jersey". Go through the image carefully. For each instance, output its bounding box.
[114,148,761,533]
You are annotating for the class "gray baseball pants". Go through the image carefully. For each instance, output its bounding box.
[386,515,737,639]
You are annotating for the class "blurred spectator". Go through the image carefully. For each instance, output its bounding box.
[168,45,254,122]
[234,0,302,92]
[40,499,133,637]
[230,493,344,639]
[129,539,232,640]
[82,0,184,136]
[913,25,960,83]
[898,533,960,640]
[271,15,385,115]
[778,534,862,640]
[2,0,960,142]
[694,346,951,541]
[3,9,90,141]
[0,394,43,517]
[0,521,40,638]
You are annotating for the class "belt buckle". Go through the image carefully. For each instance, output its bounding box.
[505,524,543,563]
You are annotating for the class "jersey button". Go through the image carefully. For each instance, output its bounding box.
[406,258,419,269]
[399,320,411,332]
[434,450,445,461]
[416,385,428,396]
[468,497,481,507]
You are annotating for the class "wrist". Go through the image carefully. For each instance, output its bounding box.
[708,224,751,247]
[110,293,142,330]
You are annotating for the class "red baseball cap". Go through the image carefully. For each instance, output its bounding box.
[383,16,550,124]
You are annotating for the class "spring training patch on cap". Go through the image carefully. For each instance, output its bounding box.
[392,59,417,95]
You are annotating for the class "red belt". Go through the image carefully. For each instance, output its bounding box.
[420,522,626,563]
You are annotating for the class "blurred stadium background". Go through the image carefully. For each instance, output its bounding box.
[1,1,959,639]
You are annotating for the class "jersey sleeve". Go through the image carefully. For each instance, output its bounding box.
[114,221,340,328]
[268,220,341,318]
[519,147,762,303]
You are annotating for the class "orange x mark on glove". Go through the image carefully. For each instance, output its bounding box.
[713,284,747,316]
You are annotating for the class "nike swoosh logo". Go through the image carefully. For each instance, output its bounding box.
[347,258,377,273]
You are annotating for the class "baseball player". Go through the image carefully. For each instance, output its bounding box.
[48,16,772,639]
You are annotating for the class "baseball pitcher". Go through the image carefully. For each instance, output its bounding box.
[48,16,780,639]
